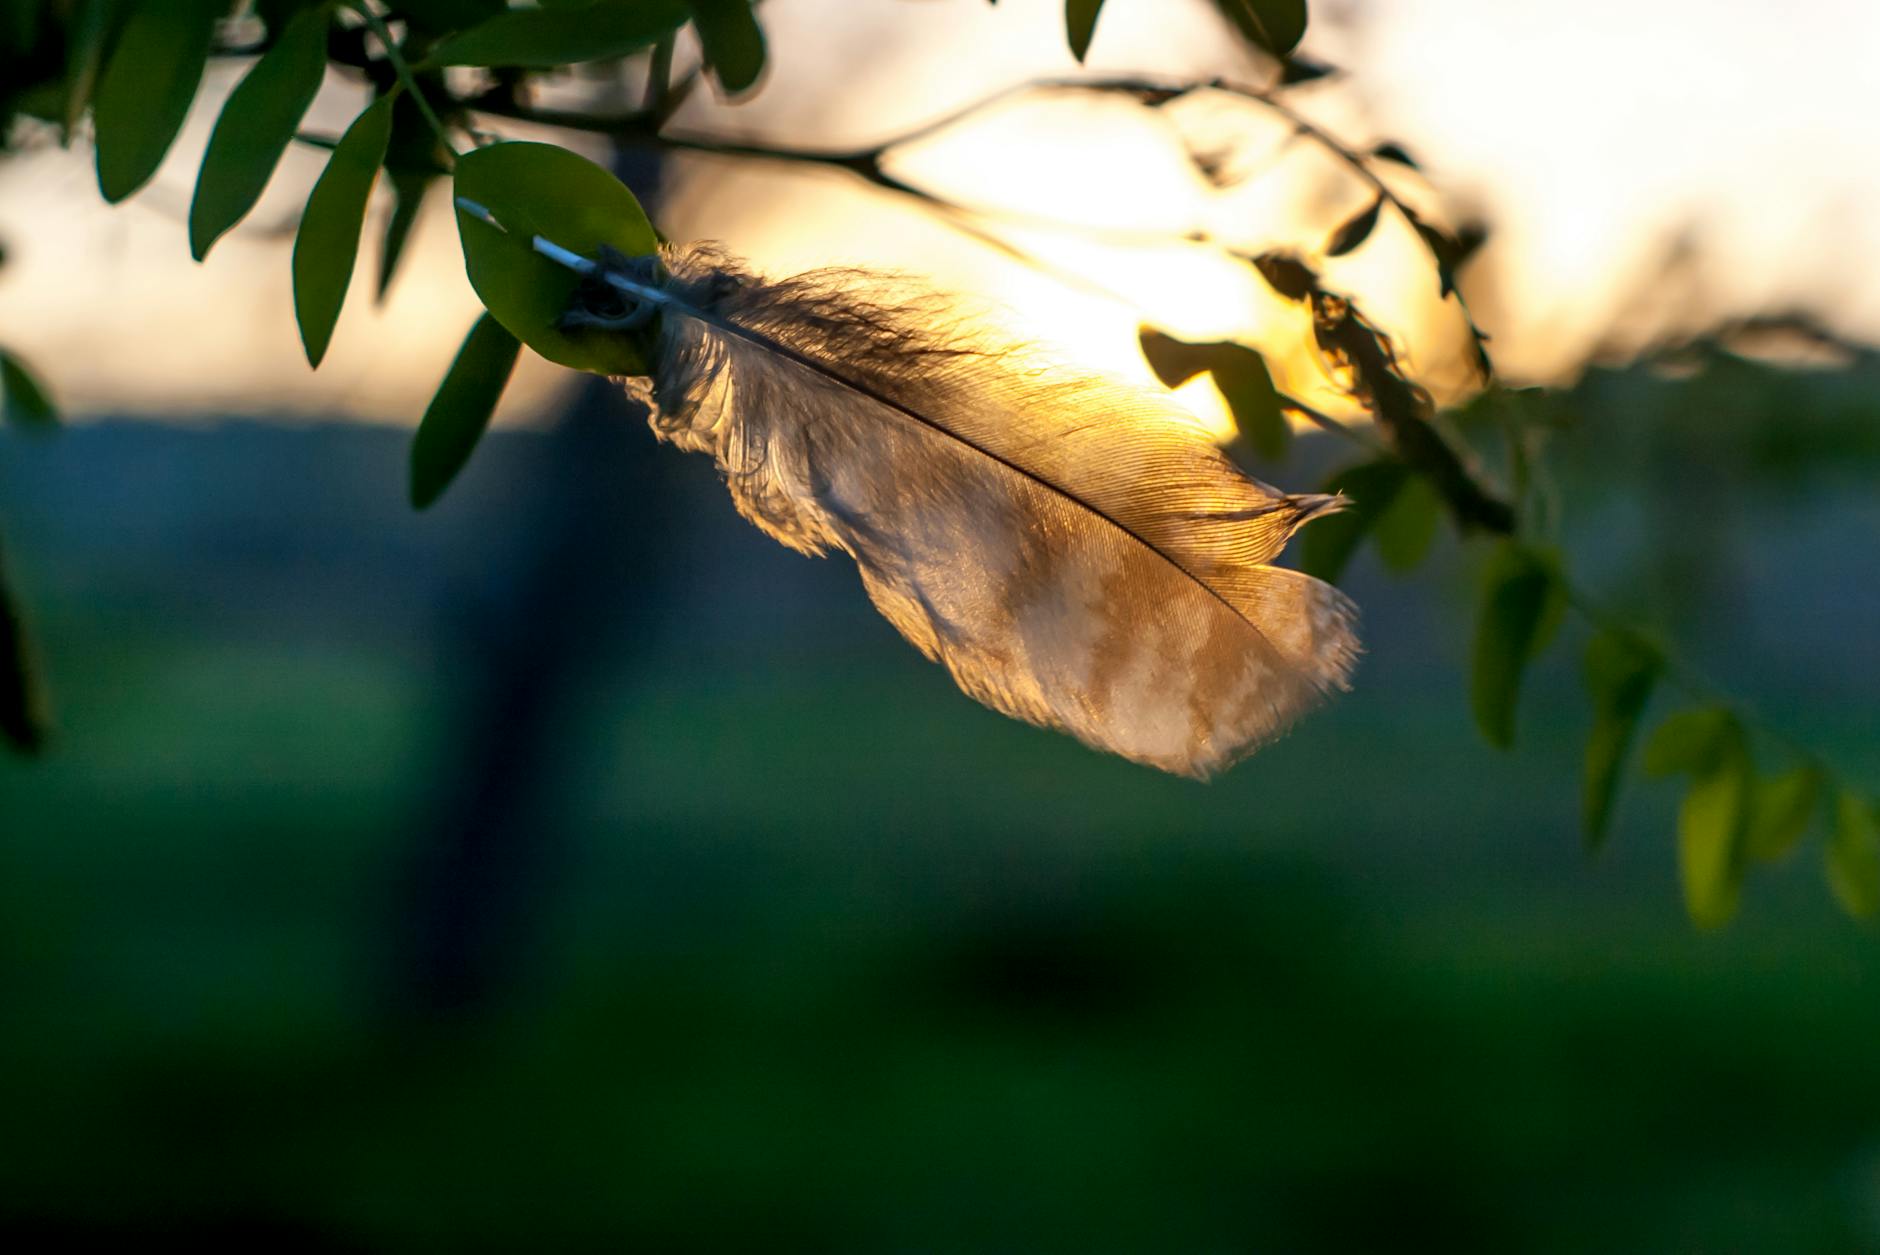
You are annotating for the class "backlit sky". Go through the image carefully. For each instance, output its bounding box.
[0,0,1875,423]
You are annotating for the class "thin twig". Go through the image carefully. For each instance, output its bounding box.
[643,34,675,115]
[454,71,1496,374]
[350,2,458,163]
[451,70,1862,806]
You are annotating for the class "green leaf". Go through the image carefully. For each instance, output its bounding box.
[1370,473,1440,572]
[410,314,521,509]
[1,349,59,429]
[62,0,121,141]
[378,170,433,302]
[1065,0,1105,62]
[1216,0,1307,58]
[1642,706,1738,779]
[1826,791,1880,920]
[92,0,223,202]
[1678,743,1750,930]
[2,1,38,57]
[454,141,658,376]
[1581,630,1660,849]
[425,0,689,68]
[292,94,396,368]
[394,0,503,35]
[1325,195,1382,257]
[1296,459,1406,584]
[1746,766,1821,863]
[1470,542,1563,748]
[686,0,765,94]
[1138,331,1286,458]
[0,544,47,754]
[189,4,330,260]
[377,91,449,302]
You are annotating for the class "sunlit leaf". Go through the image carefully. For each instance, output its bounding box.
[1581,630,1660,849]
[1678,743,1750,930]
[1,349,59,429]
[92,0,223,202]
[687,0,765,93]
[1065,0,1105,62]
[1296,459,1405,584]
[1215,0,1307,58]
[1325,196,1383,257]
[1745,767,1821,864]
[425,0,689,68]
[1371,473,1440,572]
[1470,541,1563,749]
[1138,331,1286,458]
[1643,706,1737,779]
[189,4,330,260]
[292,94,396,368]
[1827,791,1880,920]
[454,141,657,376]
[410,314,521,509]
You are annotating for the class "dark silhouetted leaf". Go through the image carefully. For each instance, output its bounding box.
[687,0,765,93]
[62,0,119,140]
[1412,218,1488,299]
[1325,196,1383,257]
[1643,706,1737,779]
[454,141,657,376]
[0,543,46,753]
[1827,791,1880,920]
[377,92,449,302]
[1371,142,1418,169]
[1747,766,1821,863]
[1138,330,1286,458]
[1470,542,1562,749]
[2,2,38,56]
[1679,741,1750,930]
[425,0,689,68]
[395,0,504,35]
[1297,459,1406,584]
[293,94,396,368]
[1581,630,1660,849]
[1065,0,1105,62]
[410,314,521,509]
[1216,0,1307,57]
[1248,251,1317,302]
[1,349,58,428]
[1137,328,1211,389]
[1371,472,1440,571]
[93,0,223,202]
[378,170,432,302]
[189,4,329,260]
[1278,55,1334,85]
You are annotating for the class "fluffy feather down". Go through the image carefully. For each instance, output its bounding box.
[587,244,1359,777]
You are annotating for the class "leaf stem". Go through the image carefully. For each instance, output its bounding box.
[349,2,457,163]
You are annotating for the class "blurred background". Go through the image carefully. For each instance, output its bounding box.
[3,0,1880,1249]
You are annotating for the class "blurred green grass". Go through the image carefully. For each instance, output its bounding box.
[1,392,1878,1250]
